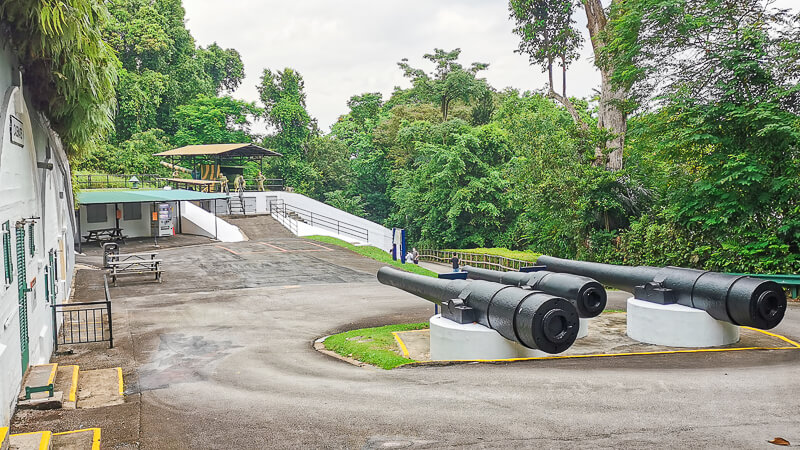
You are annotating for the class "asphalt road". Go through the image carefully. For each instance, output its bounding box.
[42,218,800,448]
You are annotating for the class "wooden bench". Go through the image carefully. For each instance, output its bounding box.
[84,228,128,246]
[107,252,162,286]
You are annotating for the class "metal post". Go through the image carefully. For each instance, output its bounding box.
[177,201,182,234]
[105,277,114,349]
[51,304,58,352]
[213,199,218,240]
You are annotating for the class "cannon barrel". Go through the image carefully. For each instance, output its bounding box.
[377,267,579,353]
[536,255,786,329]
[462,266,607,318]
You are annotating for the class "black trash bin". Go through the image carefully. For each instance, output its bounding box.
[103,242,120,268]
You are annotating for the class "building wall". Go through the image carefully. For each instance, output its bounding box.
[0,47,76,428]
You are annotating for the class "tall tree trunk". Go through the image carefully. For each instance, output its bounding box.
[582,0,627,171]
[561,56,567,98]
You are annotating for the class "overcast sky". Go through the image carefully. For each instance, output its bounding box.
[182,0,798,133]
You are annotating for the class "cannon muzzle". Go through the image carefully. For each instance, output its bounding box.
[377,267,579,353]
[536,255,786,329]
[462,265,606,318]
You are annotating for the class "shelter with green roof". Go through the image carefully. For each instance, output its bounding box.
[77,188,227,248]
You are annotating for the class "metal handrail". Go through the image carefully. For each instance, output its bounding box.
[419,249,536,272]
[268,200,369,241]
[52,275,114,349]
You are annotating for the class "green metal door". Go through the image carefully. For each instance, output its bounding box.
[16,225,29,373]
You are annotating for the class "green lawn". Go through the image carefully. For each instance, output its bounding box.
[323,322,429,369]
[445,247,542,262]
[304,235,438,277]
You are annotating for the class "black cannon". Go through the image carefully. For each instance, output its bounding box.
[536,255,786,330]
[377,267,579,354]
[462,265,607,318]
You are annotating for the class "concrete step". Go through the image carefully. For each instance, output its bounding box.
[8,431,51,450]
[9,429,99,450]
[77,368,124,409]
[53,365,79,409]
[20,364,58,400]
[51,428,100,450]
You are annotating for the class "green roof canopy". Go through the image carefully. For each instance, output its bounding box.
[78,189,227,205]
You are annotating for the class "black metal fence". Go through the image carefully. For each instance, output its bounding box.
[52,275,114,350]
[268,200,369,241]
[75,174,166,190]
[76,174,285,192]
[419,249,536,271]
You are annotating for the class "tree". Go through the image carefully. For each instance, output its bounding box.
[509,0,582,99]
[198,43,245,94]
[509,0,629,170]
[258,67,314,157]
[332,93,393,222]
[104,0,245,137]
[172,95,262,147]
[76,129,172,175]
[606,1,800,272]
[390,122,514,248]
[397,48,490,121]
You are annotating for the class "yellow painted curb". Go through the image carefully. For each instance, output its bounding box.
[54,428,101,450]
[69,365,79,402]
[392,332,410,358]
[45,363,58,386]
[0,427,8,445]
[399,326,800,366]
[117,367,124,396]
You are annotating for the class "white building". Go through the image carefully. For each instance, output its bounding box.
[0,47,76,427]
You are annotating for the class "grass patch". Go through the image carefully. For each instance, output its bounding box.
[324,322,429,369]
[603,309,626,313]
[305,235,437,277]
[446,247,541,262]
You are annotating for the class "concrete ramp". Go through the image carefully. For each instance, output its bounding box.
[180,201,245,242]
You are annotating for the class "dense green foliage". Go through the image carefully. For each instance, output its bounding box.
[323,323,429,369]
[0,0,119,156]
[75,0,248,172]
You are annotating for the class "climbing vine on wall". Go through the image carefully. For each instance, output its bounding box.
[0,0,119,156]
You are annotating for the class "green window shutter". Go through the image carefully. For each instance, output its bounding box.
[2,221,11,285]
[28,222,35,256]
[16,224,29,372]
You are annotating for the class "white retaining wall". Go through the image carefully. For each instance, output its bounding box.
[180,201,245,242]
[249,191,393,252]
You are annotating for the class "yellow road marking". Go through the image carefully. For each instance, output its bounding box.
[399,326,800,366]
[54,428,101,450]
[117,367,124,395]
[392,332,410,358]
[744,326,800,348]
[69,365,79,402]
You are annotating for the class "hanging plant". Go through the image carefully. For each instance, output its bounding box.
[0,0,119,157]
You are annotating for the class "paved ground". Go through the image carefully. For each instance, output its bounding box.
[13,216,800,448]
